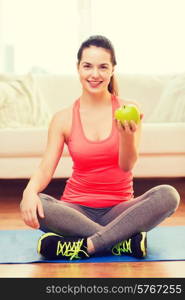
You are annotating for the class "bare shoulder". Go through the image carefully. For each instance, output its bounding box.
[51,105,72,123]
[49,105,73,141]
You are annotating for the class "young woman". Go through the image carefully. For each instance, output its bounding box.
[20,35,180,260]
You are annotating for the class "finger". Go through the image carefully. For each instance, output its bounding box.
[130,120,137,132]
[38,201,45,218]
[22,211,34,228]
[123,121,130,131]
[118,120,125,130]
[20,211,29,227]
[27,210,40,229]
[116,120,124,131]
[140,113,144,120]
[20,209,30,224]
[115,119,120,128]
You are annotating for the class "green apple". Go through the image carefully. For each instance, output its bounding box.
[114,104,141,124]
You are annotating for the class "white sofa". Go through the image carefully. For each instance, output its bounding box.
[0,73,185,179]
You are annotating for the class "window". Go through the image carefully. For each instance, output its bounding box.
[0,0,80,74]
[90,0,185,74]
[0,0,184,74]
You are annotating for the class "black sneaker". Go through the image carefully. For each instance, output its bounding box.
[37,232,89,260]
[111,232,147,258]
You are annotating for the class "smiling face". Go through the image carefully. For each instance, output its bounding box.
[77,46,114,96]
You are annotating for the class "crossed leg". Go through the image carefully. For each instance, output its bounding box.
[38,184,180,255]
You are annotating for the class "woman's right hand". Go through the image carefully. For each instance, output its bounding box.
[20,191,45,229]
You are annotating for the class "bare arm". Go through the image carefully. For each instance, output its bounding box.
[115,100,143,172]
[20,110,65,228]
[24,112,65,194]
[116,119,142,171]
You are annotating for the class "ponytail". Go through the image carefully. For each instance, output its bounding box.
[108,74,119,96]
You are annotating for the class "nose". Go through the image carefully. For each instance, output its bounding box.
[91,67,100,78]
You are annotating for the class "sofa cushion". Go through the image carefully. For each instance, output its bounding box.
[0,124,184,158]
[140,123,185,154]
[117,73,169,121]
[35,74,82,114]
[147,73,185,122]
[0,128,69,157]
[0,73,51,128]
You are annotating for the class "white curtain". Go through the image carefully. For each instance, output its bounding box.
[0,0,185,74]
[90,0,185,74]
[0,0,81,74]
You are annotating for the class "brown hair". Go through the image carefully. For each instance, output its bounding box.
[77,35,119,96]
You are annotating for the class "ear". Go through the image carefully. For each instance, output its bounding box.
[111,66,115,76]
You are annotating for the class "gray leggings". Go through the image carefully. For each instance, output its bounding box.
[38,184,180,254]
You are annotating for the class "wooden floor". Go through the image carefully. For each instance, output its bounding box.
[0,178,185,278]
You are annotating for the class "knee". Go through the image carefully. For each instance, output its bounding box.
[37,193,45,207]
[155,184,180,212]
[38,193,47,200]
[38,193,53,205]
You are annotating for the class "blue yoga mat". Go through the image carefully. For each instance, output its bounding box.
[0,226,185,264]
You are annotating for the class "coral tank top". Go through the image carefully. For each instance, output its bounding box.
[60,94,133,208]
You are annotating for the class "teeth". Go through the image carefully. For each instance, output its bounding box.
[87,80,103,88]
[88,81,102,84]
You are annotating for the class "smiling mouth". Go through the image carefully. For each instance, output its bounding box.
[87,80,103,88]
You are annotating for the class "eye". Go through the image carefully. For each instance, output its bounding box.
[100,65,108,69]
[84,64,91,69]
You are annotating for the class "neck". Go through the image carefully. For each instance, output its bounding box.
[80,90,112,108]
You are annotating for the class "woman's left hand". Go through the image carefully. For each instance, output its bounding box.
[116,119,137,134]
[115,113,143,135]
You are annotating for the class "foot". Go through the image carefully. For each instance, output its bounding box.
[37,232,89,260]
[111,232,147,258]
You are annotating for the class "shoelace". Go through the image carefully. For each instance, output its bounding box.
[56,239,89,260]
[112,239,132,255]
